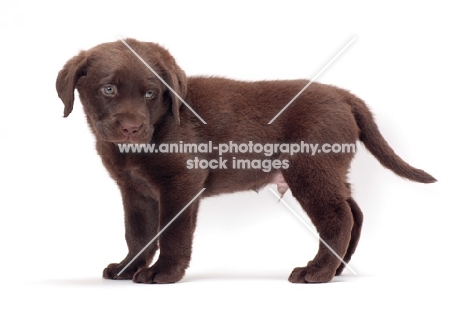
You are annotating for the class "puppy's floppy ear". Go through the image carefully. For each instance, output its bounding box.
[56,51,87,117]
[166,66,187,125]
[155,44,187,125]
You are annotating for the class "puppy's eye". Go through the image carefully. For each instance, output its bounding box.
[102,85,117,96]
[145,90,156,99]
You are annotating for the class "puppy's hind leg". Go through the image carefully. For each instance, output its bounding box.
[283,160,353,283]
[335,196,363,276]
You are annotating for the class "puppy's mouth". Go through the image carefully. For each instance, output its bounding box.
[94,119,154,145]
[110,136,152,145]
[102,131,153,144]
[97,130,153,145]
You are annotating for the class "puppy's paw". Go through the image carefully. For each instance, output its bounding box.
[103,263,136,280]
[133,267,184,284]
[288,266,334,283]
[335,263,346,276]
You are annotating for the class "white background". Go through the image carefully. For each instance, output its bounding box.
[1,0,466,310]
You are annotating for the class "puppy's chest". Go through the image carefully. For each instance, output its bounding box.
[124,166,159,199]
[106,153,160,198]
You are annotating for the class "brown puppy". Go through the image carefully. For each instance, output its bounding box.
[56,38,436,284]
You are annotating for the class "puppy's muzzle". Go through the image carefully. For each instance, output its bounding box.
[97,112,152,143]
[119,120,142,137]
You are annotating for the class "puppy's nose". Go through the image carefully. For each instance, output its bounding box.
[120,122,141,136]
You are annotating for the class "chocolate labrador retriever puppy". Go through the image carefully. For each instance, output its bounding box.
[56,38,436,284]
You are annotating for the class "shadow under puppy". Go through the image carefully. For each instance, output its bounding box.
[56,38,436,284]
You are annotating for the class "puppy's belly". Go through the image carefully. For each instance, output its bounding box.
[203,170,289,197]
[270,172,289,196]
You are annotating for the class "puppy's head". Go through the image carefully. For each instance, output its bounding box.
[56,38,187,143]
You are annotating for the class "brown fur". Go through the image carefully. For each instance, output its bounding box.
[56,38,436,284]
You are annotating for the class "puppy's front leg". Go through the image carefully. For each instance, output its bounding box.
[103,185,159,280]
[133,187,201,284]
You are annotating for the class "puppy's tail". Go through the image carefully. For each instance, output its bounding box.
[348,94,437,183]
